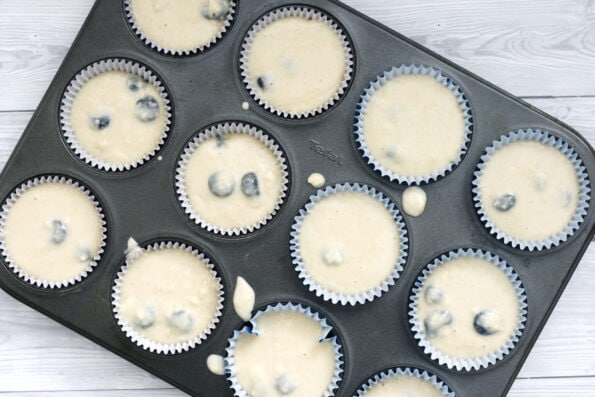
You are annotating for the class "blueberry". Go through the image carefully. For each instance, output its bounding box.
[275,374,296,395]
[322,248,344,266]
[51,219,68,245]
[134,306,156,329]
[241,172,260,198]
[201,0,230,20]
[127,76,142,92]
[561,190,573,207]
[256,76,268,90]
[134,95,160,122]
[90,115,110,130]
[424,286,443,305]
[384,146,399,161]
[424,309,452,339]
[208,170,235,198]
[77,247,92,262]
[473,310,501,336]
[215,134,226,148]
[169,309,194,333]
[493,193,516,212]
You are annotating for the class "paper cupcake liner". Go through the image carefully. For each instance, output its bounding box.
[0,175,107,289]
[175,122,289,236]
[408,248,528,371]
[290,183,409,305]
[112,240,224,354]
[472,128,591,251]
[354,64,474,185]
[124,0,236,56]
[239,6,354,119]
[224,302,344,397]
[60,58,172,172]
[354,367,455,397]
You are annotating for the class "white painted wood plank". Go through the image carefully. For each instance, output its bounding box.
[509,377,595,396]
[0,0,594,111]
[0,378,593,396]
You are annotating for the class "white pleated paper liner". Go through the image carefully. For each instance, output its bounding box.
[472,128,591,251]
[290,183,409,306]
[124,0,237,56]
[354,64,474,185]
[112,241,224,355]
[175,122,289,236]
[224,302,344,397]
[408,248,528,371]
[0,175,107,289]
[60,58,172,172]
[239,6,354,119]
[354,367,455,397]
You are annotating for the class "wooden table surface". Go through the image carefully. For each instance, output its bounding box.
[0,1,593,395]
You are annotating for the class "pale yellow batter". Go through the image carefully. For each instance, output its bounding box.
[362,74,466,178]
[69,70,167,167]
[117,246,221,346]
[479,140,580,242]
[232,310,337,397]
[2,181,104,285]
[207,354,225,376]
[402,186,427,217]
[297,191,402,296]
[307,173,326,188]
[233,276,255,322]
[364,374,444,397]
[246,13,349,115]
[129,0,232,52]
[182,132,285,232]
[416,256,521,359]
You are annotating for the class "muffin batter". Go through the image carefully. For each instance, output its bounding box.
[117,246,221,346]
[129,0,232,52]
[362,74,466,178]
[307,173,326,188]
[246,13,349,115]
[478,140,580,242]
[1,181,103,284]
[69,70,167,167]
[416,255,521,359]
[297,191,402,296]
[231,309,337,397]
[182,131,285,231]
[233,276,255,322]
[402,186,427,217]
[364,374,445,397]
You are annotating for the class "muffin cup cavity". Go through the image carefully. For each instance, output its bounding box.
[111,240,225,355]
[472,128,591,251]
[0,175,107,289]
[290,183,409,306]
[354,367,455,397]
[224,302,344,397]
[124,0,237,56]
[354,64,473,185]
[175,121,289,236]
[239,6,354,119]
[409,248,528,371]
[60,58,172,172]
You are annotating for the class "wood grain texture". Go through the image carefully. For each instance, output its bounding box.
[0,0,594,112]
[0,0,594,395]
[1,376,595,397]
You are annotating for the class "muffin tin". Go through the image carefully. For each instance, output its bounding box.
[0,0,593,396]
